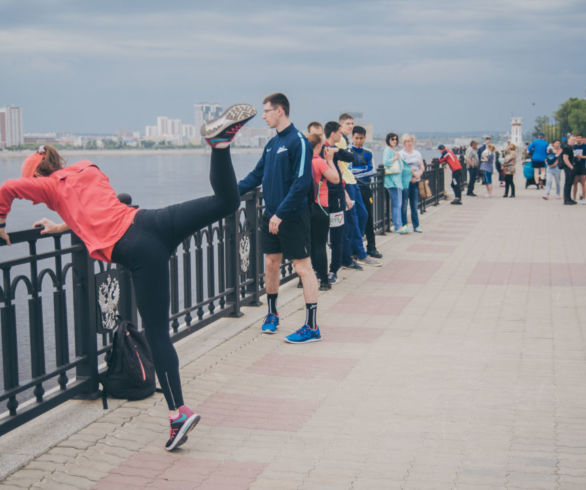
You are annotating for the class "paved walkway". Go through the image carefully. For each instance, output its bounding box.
[2,183,586,490]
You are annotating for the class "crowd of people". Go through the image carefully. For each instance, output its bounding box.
[438,132,586,206]
[525,133,586,205]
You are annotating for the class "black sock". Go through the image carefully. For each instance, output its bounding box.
[268,294,278,315]
[306,303,318,329]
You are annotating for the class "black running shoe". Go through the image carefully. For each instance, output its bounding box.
[201,104,256,149]
[165,405,201,451]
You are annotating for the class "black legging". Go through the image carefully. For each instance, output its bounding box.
[310,203,329,282]
[111,148,239,410]
[504,174,515,197]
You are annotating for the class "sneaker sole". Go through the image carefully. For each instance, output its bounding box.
[284,337,322,344]
[200,104,257,138]
[166,414,201,452]
[356,261,382,267]
[262,328,277,334]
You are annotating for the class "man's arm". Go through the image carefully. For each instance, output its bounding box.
[274,135,312,219]
[563,153,574,170]
[238,152,265,195]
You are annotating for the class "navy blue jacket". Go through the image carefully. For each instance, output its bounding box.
[238,123,312,218]
[349,146,375,185]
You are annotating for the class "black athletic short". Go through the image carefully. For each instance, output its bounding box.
[532,160,545,169]
[575,161,586,176]
[261,211,311,260]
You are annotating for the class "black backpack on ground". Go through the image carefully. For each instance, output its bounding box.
[100,320,156,406]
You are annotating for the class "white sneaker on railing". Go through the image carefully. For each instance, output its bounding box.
[200,104,257,149]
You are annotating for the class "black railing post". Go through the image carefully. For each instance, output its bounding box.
[246,190,262,306]
[225,211,243,318]
[375,165,386,235]
[431,159,440,206]
[1,266,19,416]
[116,265,137,326]
[71,234,99,398]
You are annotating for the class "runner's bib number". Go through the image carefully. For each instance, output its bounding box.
[329,211,344,228]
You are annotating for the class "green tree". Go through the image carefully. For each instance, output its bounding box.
[555,97,586,136]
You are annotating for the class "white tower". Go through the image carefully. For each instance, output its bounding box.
[511,117,522,147]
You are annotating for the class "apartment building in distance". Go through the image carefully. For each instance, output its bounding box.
[193,103,223,144]
[0,105,24,149]
[144,115,197,145]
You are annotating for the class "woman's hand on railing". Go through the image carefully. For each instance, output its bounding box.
[0,226,10,245]
[32,218,70,235]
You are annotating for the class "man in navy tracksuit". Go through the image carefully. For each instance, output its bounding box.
[238,93,320,344]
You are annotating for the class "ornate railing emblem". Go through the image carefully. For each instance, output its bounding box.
[97,274,120,331]
[239,235,250,273]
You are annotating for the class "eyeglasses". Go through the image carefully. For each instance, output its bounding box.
[263,108,277,114]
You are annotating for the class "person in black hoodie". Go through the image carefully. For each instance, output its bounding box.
[322,121,355,285]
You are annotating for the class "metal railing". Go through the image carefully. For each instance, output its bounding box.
[0,162,447,436]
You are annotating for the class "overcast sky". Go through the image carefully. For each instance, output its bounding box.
[1,0,585,135]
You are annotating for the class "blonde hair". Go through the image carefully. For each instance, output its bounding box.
[400,133,415,146]
[488,144,496,152]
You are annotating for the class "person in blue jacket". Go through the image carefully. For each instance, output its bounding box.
[238,93,320,344]
[528,132,549,189]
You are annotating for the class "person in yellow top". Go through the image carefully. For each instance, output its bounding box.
[335,113,380,268]
[336,114,358,185]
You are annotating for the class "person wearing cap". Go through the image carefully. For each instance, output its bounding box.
[528,132,549,189]
[0,104,256,451]
[437,144,463,204]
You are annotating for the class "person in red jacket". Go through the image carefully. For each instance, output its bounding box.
[0,104,256,451]
[438,144,463,204]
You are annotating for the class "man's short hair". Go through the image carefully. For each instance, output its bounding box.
[307,133,322,149]
[307,121,323,132]
[324,121,341,138]
[338,113,353,123]
[352,126,366,136]
[470,140,478,146]
[263,92,290,116]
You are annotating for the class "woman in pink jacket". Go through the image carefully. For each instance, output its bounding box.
[0,104,256,451]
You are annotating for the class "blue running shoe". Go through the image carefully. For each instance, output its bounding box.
[285,325,322,344]
[262,313,279,334]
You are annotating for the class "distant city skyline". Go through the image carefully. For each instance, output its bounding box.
[1,0,585,135]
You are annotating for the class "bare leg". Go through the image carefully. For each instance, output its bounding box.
[293,257,318,304]
[265,253,282,295]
